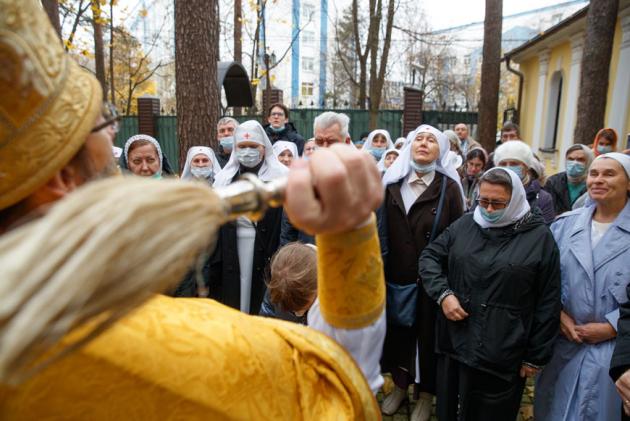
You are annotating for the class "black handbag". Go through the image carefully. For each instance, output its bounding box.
[386,174,448,327]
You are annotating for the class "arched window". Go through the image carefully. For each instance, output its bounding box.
[543,71,563,150]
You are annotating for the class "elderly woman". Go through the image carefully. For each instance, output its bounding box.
[536,153,630,421]
[121,134,175,177]
[272,140,299,167]
[543,145,594,214]
[378,125,465,421]
[494,140,555,223]
[420,167,561,421]
[180,146,222,184]
[210,120,288,315]
[364,129,394,162]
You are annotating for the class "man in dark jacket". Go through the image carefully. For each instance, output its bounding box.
[611,285,630,421]
[216,116,239,167]
[543,144,593,214]
[263,103,305,155]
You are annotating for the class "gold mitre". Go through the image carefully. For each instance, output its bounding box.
[0,0,102,210]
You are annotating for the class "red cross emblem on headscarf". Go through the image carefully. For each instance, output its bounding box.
[243,132,251,139]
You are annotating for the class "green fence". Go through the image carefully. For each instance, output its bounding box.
[116,109,477,172]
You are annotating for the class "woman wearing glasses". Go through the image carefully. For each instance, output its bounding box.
[419,167,561,421]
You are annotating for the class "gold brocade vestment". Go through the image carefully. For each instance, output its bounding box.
[0,219,385,420]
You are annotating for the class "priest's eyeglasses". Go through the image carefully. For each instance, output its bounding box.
[476,198,510,210]
[91,115,122,134]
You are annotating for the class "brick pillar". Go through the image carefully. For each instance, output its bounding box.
[137,95,161,137]
[262,88,283,123]
[403,87,423,135]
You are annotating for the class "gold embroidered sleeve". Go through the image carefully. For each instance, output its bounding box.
[316,214,386,329]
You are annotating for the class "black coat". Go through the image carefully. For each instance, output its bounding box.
[611,285,630,421]
[419,211,561,382]
[377,174,464,392]
[263,122,305,155]
[208,206,283,315]
[279,210,314,246]
[543,171,587,215]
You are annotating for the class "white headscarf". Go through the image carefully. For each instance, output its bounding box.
[394,137,406,149]
[382,124,466,206]
[272,141,299,160]
[594,152,630,180]
[112,146,122,159]
[363,129,394,151]
[124,134,163,175]
[213,120,288,187]
[473,167,530,229]
[180,146,222,180]
[377,148,399,172]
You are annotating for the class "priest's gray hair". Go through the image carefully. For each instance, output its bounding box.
[217,116,239,128]
[313,112,350,138]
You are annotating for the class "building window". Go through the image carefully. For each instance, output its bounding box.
[302,3,315,21]
[301,82,314,97]
[302,57,315,72]
[302,30,315,45]
[543,71,563,150]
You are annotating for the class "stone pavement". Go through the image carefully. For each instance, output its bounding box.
[378,375,535,421]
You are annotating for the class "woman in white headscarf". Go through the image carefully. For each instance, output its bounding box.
[394,137,406,150]
[180,146,222,184]
[377,148,400,173]
[363,129,394,162]
[209,121,288,316]
[419,167,561,421]
[121,134,175,177]
[272,140,299,167]
[378,124,465,421]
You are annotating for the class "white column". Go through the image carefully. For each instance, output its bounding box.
[531,50,551,151]
[607,14,630,140]
[558,34,584,169]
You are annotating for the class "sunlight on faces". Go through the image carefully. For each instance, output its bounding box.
[384,151,398,168]
[314,123,346,148]
[411,132,440,165]
[454,124,468,141]
[269,106,288,129]
[217,123,236,140]
[128,144,160,177]
[191,153,212,169]
[466,157,485,177]
[478,182,511,212]
[587,158,630,204]
[371,134,387,148]
[278,149,294,167]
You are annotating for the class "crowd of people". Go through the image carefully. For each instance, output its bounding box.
[111,99,630,420]
[2,2,630,419]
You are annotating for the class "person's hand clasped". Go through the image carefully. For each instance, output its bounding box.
[560,310,582,343]
[574,322,616,344]
[520,365,540,378]
[441,294,469,322]
[616,369,630,416]
[284,144,383,235]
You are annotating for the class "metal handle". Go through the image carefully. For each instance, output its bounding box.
[214,173,287,221]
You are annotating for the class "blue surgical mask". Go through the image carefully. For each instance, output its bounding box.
[480,207,505,223]
[220,136,234,151]
[501,165,524,180]
[410,159,436,173]
[566,160,586,178]
[270,124,285,133]
[370,147,386,160]
[597,145,612,154]
[236,147,263,168]
[191,166,213,179]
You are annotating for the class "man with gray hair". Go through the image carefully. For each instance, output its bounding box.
[279,112,353,246]
[216,116,239,167]
[313,112,352,147]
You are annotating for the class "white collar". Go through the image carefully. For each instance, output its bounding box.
[408,170,435,186]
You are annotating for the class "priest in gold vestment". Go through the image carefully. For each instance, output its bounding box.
[0,1,386,419]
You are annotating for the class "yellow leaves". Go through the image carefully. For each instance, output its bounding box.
[139,8,148,18]
[251,78,261,86]
[64,39,74,50]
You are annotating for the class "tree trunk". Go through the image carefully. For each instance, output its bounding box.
[352,0,369,109]
[368,0,395,129]
[91,1,107,98]
[109,0,115,105]
[42,0,62,41]
[175,0,220,168]
[573,0,619,145]
[478,0,503,152]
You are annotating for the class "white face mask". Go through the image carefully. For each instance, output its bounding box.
[236,147,263,168]
[191,166,213,179]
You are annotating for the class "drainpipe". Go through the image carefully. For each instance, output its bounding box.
[505,55,524,125]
